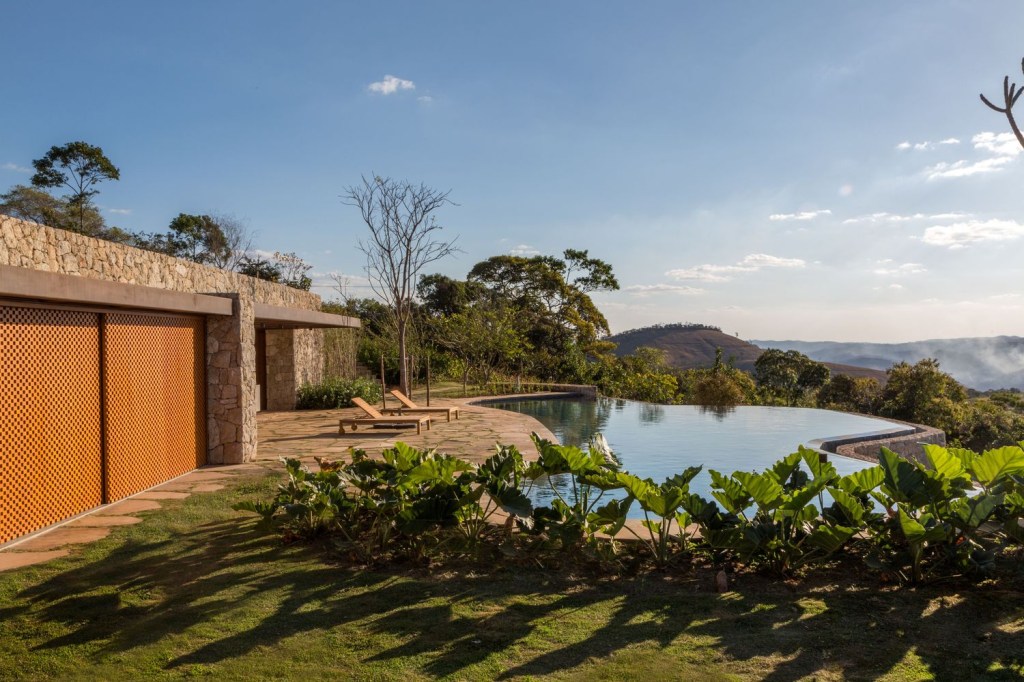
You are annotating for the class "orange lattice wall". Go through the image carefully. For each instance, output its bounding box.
[0,307,103,543]
[103,313,206,502]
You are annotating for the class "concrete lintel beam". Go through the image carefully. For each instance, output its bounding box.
[0,264,233,316]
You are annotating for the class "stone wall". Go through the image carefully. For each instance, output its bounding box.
[832,424,946,465]
[0,217,320,309]
[2,216,329,463]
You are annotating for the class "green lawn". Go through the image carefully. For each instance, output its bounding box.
[1,472,1022,681]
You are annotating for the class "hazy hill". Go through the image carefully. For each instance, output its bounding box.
[748,337,1024,391]
[608,324,888,383]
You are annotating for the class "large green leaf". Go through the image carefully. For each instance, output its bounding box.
[780,477,828,512]
[489,485,533,518]
[880,448,936,506]
[709,470,750,513]
[665,466,702,489]
[970,446,1024,487]
[898,509,949,543]
[805,525,855,554]
[837,466,884,495]
[801,447,838,483]
[923,444,970,483]
[642,486,687,518]
[616,472,654,500]
[826,486,865,524]
[589,497,632,535]
[768,451,802,484]
[950,493,1004,530]
[734,471,784,508]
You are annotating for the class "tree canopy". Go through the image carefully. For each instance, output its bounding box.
[31,141,120,234]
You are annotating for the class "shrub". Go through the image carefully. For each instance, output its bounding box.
[296,377,382,409]
[236,435,1024,583]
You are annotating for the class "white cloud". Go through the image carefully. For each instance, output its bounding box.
[924,156,1014,180]
[873,262,926,277]
[921,219,1024,248]
[508,244,540,257]
[107,208,132,215]
[971,131,1021,157]
[666,253,806,282]
[740,254,805,268]
[625,284,706,296]
[896,138,960,151]
[368,75,415,95]
[844,212,971,224]
[922,132,1020,181]
[2,162,30,173]
[768,209,832,222]
[417,95,433,104]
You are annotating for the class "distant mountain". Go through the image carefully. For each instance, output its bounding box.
[608,324,888,383]
[748,337,1024,391]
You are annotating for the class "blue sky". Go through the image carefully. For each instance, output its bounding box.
[3,1,1023,342]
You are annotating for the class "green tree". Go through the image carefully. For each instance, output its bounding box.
[161,213,230,264]
[880,359,966,423]
[754,349,830,406]
[238,256,282,282]
[817,374,882,414]
[432,305,525,394]
[31,141,120,234]
[467,249,619,380]
[0,184,107,235]
[417,273,486,317]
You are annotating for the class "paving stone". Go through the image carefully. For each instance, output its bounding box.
[94,499,162,515]
[66,515,143,528]
[134,491,191,500]
[13,527,110,551]
[0,550,70,572]
[191,483,225,492]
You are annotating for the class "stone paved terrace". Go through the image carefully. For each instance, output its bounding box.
[255,395,559,468]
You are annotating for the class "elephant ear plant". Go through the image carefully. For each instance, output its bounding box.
[867,443,1024,583]
[614,466,702,567]
[524,433,627,552]
[700,447,858,576]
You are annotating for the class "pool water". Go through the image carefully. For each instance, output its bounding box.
[486,397,903,513]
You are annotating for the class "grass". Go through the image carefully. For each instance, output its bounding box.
[1,471,1023,681]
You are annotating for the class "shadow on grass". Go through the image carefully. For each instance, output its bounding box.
[4,510,1023,680]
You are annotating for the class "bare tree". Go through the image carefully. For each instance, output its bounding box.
[343,175,459,395]
[330,273,354,304]
[207,214,255,271]
[981,58,1024,151]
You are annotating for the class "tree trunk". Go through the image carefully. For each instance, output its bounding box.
[397,318,409,396]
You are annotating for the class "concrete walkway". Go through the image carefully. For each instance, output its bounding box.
[0,397,556,571]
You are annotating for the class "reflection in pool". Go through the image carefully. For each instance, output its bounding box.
[485,397,904,514]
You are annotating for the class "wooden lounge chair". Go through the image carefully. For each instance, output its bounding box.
[339,397,432,435]
[387,389,461,422]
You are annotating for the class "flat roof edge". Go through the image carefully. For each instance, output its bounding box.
[0,264,233,316]
[254,302,361,329]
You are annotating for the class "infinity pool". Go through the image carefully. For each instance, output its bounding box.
[486,397,906,510]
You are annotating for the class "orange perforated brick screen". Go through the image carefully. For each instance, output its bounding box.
[103,313,206,502]
[0,306,103,543]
